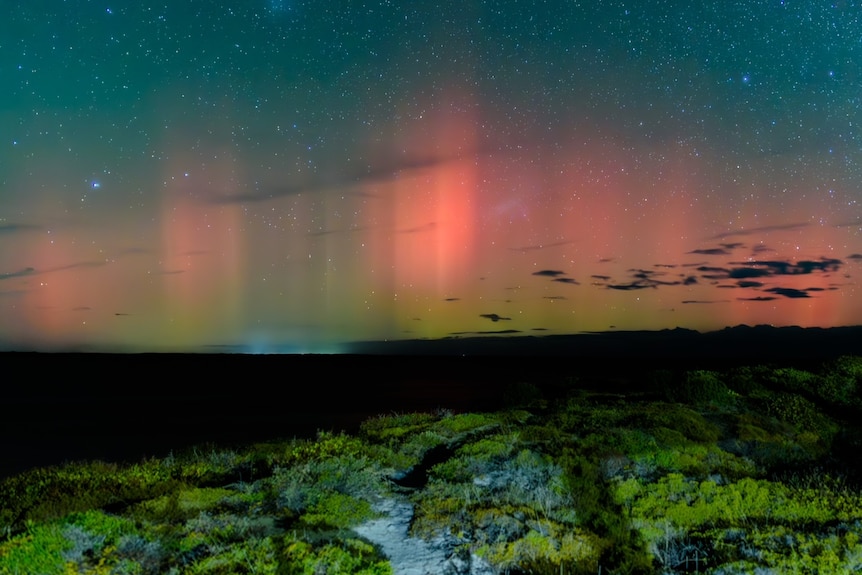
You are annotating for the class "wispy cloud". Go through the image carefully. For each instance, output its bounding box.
[0,223,40,236]
[1,260,109,281]
[209,153,475,204]
[480,313,511,322]
[0,267,36,281]
[510,240,574,252]
[764,287,811,298]
[688,247,731,256]
[709,222,809,239]
[532,270,566,277]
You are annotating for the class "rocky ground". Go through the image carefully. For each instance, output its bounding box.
[355,496,495,575]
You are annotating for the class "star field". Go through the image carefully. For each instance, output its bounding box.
[1,1,861,351]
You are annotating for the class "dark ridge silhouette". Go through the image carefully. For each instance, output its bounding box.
[347,324,862,367]
[2,325,861,479]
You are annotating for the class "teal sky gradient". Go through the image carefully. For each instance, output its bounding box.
[2,1,861,351]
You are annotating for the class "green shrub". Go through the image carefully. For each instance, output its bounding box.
[0,522,70,575]
[765,392,838,445]
[0,510,143,575]
[300,492,376,529]
[281,537,392,575]
[359,412,438,442]
[725,365,770,396]
[662,370,735,407]
[183,536,278,575]
[625,403,721,444]
[814,356,862,407]
[0,461,181,534]
[436,412,498,435]
[477,525,604,575]
[268,454,383,524]
[769,367,821,394]
[286,431,368,464]
[823,355,862,384]
[137,486,233,519]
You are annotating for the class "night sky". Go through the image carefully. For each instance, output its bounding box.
[2,1,861,352]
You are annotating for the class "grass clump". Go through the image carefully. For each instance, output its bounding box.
[282,537,391,575]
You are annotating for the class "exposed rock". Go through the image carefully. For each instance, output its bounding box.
[354,497,495,575]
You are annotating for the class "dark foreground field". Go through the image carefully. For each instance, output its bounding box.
[4,325,861,478]
[2,326,862,574]
[4,351,569,480]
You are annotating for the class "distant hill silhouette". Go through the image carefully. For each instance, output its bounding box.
[346,324,862,367]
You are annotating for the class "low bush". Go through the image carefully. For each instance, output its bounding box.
[281,537,392,575]
[664,370,736,407]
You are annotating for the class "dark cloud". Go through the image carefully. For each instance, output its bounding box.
[696,265,729,274]
[607,282,655,291]
[727,258,842,276]
[738,296,778,301]
[709,222,809,239]
[795,258,844,274]
[209,153,476,204]
[589,254,843,301]
[543,295,568,300]
[0,267,36,281]
[688,248,731,256]
[116,247,150,256]
[475,329,521,334]
[721,242,745,250]
[632,269,685,286]
[480,313,511,322]
[1,260,109,282]
[0,224,40,235]
[699,258,843,282]
[451,328,521,335]
[444,297,460,302]
[847,253,862,260]
[728,267,772,279]
[532,270,566,277]
[598,267,686,290]
[764,287,811,299]
[48,261,107,273]
[552,277,579,285]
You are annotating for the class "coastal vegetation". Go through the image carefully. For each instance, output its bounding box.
[2,357,862,573]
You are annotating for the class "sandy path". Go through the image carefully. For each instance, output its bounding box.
[354,497,494,575]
